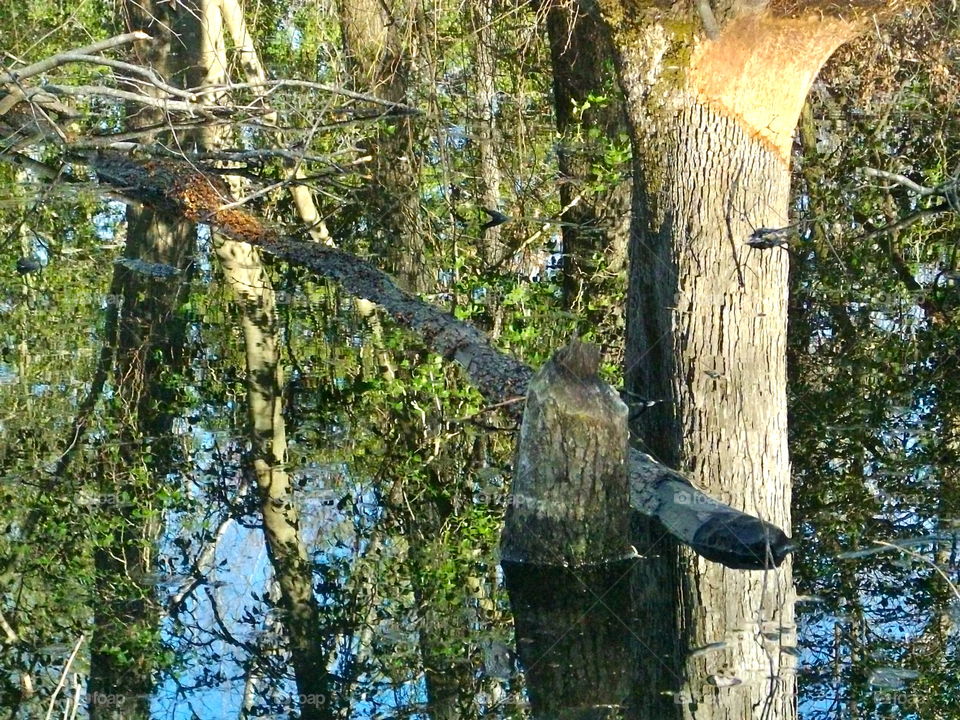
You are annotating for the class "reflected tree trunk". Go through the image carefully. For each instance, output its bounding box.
[544,0,630,328]
[214,239,334,711]
[470,0,508,266]
[336,0,430,292]
[589,2,865,716]
[88,2,195,716]
[174,0,335,713]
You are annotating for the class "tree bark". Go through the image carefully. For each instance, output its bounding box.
[470,0,508,266]
[590,3,861,715]
[501,339,631,566]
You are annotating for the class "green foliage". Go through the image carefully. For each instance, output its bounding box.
[789,8,960,715]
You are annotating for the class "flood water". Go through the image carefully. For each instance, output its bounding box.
[2,10,960,720]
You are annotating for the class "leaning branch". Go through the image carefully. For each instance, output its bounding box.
[0,32,151,84]
[75,151,793,570]
[53,54,197,100]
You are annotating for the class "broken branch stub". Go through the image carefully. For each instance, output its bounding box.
[501,339,631,566]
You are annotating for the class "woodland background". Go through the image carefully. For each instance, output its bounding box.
[1,0,959,717]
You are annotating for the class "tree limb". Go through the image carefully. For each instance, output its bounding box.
[0,32,151,84]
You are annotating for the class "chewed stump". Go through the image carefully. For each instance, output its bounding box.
[501,339,631,566]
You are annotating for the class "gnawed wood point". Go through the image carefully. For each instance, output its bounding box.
[501,338,631,566]
[690,12,858,162]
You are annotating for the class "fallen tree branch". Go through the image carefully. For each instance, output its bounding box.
[77,150,793,570]
[863,165,960,213]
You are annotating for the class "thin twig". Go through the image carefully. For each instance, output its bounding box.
[863,167,936,196]
[874,540,960,602]
[43,633,85,720]
[37,84,229,115]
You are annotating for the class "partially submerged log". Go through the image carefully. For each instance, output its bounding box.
[81,150,793,569]
[501,340,631,566]
[629,459,794,570]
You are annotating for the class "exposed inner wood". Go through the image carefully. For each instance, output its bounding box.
[690,13,858,161]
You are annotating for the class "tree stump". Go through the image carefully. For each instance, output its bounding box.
[501,339,631,566]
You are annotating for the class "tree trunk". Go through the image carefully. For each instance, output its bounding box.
[591,3,860,715]
[336,0,430,292]
[88,4,195,716]
[501,340,631,566]
[470,0,508,266]
[174,1,336,712]
[544,0,630,323]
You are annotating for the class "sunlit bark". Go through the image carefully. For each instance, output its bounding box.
[589,1,863,715]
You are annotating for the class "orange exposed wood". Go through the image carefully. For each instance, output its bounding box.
[93,153,280,244]
[690,13,858,162]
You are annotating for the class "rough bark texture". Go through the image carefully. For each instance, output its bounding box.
[590,2,860,715]
[501,340,631,565]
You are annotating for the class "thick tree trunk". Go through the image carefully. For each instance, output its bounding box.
[591,4,860,715]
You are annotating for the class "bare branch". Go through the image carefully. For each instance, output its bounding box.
[861,165,958,232]
[694,0,720,39]
[0,32,151,84]
[193,79,421,114]
[43,633,85,720]
[855,204,950,243]
[862,166,937,196]
[55,54,196,99]
[36,84,241,115]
